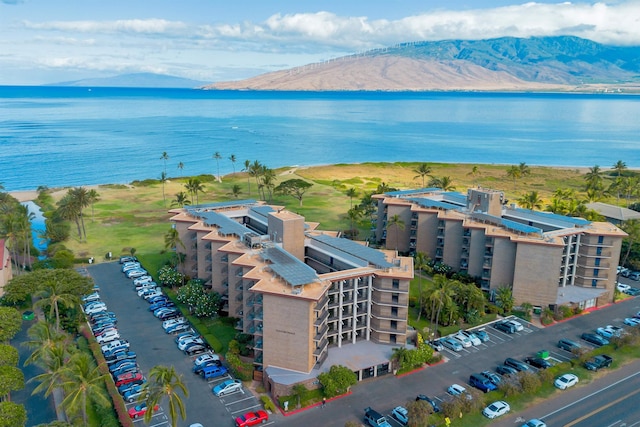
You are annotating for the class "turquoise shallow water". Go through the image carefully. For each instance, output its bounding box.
[1,86,638,191]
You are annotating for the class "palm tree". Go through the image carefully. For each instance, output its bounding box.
[262,167,276,202]
[171,191,191,208]
[413,163,432,187]
[213,151,222,182]
[230,184,242,198]
[414,252,429,321]
[229,154,237,175]
[620,219,640,272]
[517,191,543,210]
[242,160,252,195]
[621,176,639,206]
[506,165,521,189]
[177,162,184,177]
[428,275,454,335]
[160,151,169,174]
[22,321,68,368]
[34,281,79,332]
[612,160,627,177]
[160,171,168,208]
[56,193,82,240]
[59,352,110,426]
[495,286,514,314]
[467,165,480,184]
[584,165,604,192]
[29,343,68,399]
[346,206,362,238]
[386,214,405,251]
[346,188,358,209]
[428,176,455,191]
[164,227,185,253]
[518,162,531,177]
[144,365,189,427]
[249,160,263,198]
[87,189,100,221]
[184,178,204,205]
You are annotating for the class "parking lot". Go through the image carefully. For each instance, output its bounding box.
[86,262,273,427]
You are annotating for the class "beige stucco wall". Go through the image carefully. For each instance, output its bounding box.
[512,242,564,307]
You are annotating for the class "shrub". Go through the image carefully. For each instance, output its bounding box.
[518,371,542,394]
[260,395,276,412]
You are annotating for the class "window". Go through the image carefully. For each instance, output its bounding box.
[390,334,397,344]
[390,320,397,330]
[596,246,602,255]
[593,269,599,277]
[392,294,399,304]
[598,235,604,244]
[391,307,398,317]
[392,279,399,289]
[595,258,600,266]
[592,279,597,287]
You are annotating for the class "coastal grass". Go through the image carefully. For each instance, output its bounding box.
[57,161,620,263]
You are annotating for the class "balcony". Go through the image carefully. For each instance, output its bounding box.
[313,339,328,356]
[315,295,329,310]
[314,324,329,341]
[314,310,329,326]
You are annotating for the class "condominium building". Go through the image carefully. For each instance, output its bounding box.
[374,187,626,310]
[169,200,413,394]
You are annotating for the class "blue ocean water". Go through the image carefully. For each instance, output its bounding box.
[1,86,639,191]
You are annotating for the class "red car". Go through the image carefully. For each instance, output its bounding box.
[235,410,269,427]
[128,402,159,419]
[114,372,144,387]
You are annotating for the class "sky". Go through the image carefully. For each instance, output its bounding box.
[1,0,640,85]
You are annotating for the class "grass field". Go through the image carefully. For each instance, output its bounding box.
[48,161,625,262]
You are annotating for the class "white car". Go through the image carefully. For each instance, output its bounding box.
[178,337,205,351]
[101,340,130,353]
[452,333,472,348]
[133,276,153,285]
[447,383,468,397]
[194,352,220,366]
[162,317,187,329]
[143,290,163,301]
[82,292,101,303]
[96,330,120,344]
[459,330,481,346]
[483,400,510,419]
[505,319,524,331]
[212,379,243,396]
[617,282,631,293]
[121,262,141,272]
[138,287,161,297]
[85,303,107,315]
[126,269,148,279]
[554,373,578,390]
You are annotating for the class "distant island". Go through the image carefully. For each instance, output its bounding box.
[205,36,640,93]
[49,72,208,89]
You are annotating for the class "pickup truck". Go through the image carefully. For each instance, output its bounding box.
[364,407,392,427]
[583,354,613,371]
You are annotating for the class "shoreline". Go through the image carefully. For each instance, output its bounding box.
[6,162,624,202]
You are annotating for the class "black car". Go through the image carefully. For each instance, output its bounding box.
[524,357,552,369]
[581,332,609,346]
[493,321,516,334]
[183,342,211,356]
[496,365,518,376]
[504,357,530,372]
[157,310,182,321]
[416,394,440,413]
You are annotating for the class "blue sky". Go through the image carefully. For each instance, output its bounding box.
[1,0,639,85]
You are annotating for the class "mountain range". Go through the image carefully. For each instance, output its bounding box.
[206,36,640,92]
[51,73,208,89]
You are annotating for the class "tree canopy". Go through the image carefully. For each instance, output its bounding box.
[275,179,313,206]
[317,365,357,398]
[0,307,22,343]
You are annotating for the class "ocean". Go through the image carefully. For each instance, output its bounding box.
[1,86,639,191]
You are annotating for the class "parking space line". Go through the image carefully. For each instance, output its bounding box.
[229,403,262,415]
[224,395,256,406]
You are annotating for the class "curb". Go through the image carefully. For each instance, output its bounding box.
[278,391,352,416]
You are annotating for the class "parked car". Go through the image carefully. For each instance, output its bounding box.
[469,373,497,393]
[194,352,221,367]
[447,383,470,399]
[483,401,510,419]
[212,379,243,396]
[128,402,159,419]
[126,269,148,279]
[617,283,631,293]
[123,384,147,403]
[596,326,621,339]
[109,360,137,373]
[118,379,146,396]
[115,372,144,388]
[440,337,463,352]
[428,339,444,351]
[105,351,136,365]
[505,319,524,331]
[504,357,530,372]
[162,317,187,329]
[630,272,640,281]
[581,332,609,346]
[157,309,182,320]
[96,330,120,344]
[138,287,161,297]
[149,300,175,312]
[557,338,582,352]
[193,360,222,374]
[415,394,440,413]
[133,275,153,285]
[85,303,108,315]
[554,373,578,390]
[82,292,101,303]
[121,262,141,272]
[119,255,138,264]
[165,322,191,334]
[146,294,168,304]
[474,329,490,342]
[364,406,392,427]
[480,370,501,386]
[235,410,269,427]
[178,337,205,351]
[391,406,409,425]
[583,354,613,371]
[625,287,640,296]
[200,365,228,379]
[524,357,552,369]
[493,321,516,334]
[183,342,211,356]
[496,365,518,376]
[459,330,482,346]
[111,365,140,378]
[101,339,129,353]
[624,317,640,326]
[451,332,472,348]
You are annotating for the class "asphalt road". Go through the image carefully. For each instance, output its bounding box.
[87,260,640,427]
[87,262,268,427]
